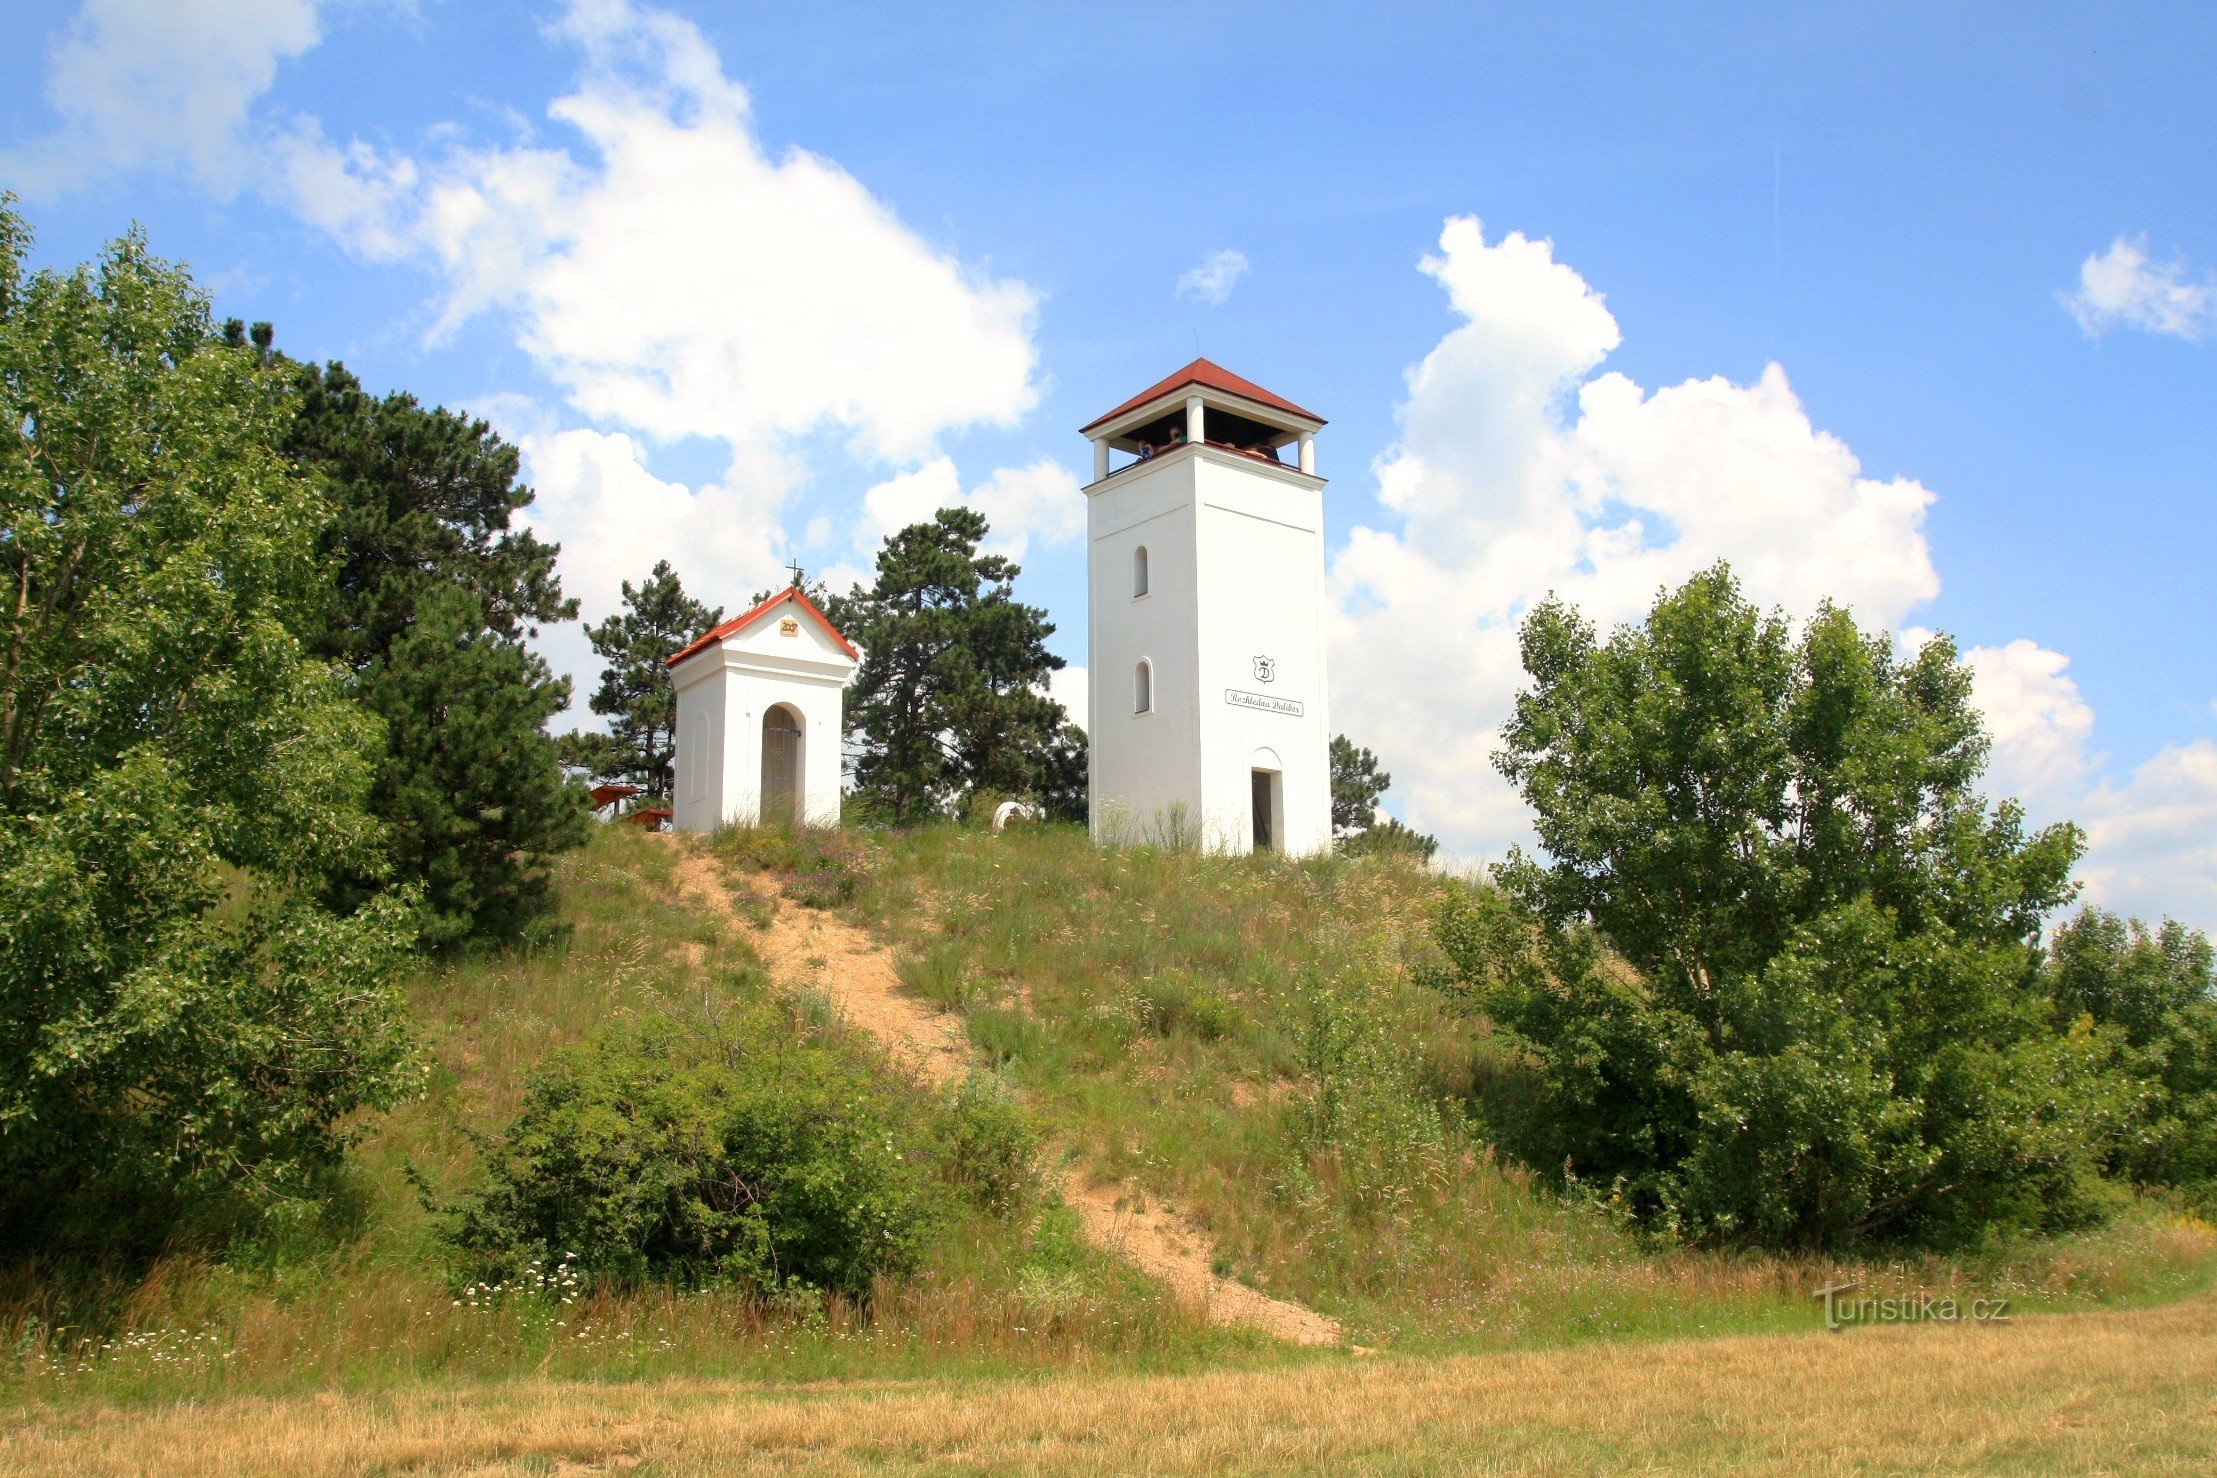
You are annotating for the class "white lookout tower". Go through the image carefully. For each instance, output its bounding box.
[1080,359,1331,855]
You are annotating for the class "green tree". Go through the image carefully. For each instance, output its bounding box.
[0,208,416,1252]
[1037,722,1089,823]
[1443,564,2111,1250]
[1330,733,1437,857]
[359,588,584,945]
[575,560,721,797]
[844,508,1065,822]
[1330,735,1391,837]
[281,361,585,945]
[2041,909,2217,1202]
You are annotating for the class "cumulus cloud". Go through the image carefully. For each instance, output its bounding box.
[1176,248,1249,307]
[1333,216,1941,852]
[2064,237,2213,341]
[2078,740,2217,926]
[1341,216,2217,928]
[249,0,1042,701]
[857,455,1084,560]
[0,0,325,193]
[1956,638,2101,818]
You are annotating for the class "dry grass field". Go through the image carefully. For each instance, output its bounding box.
[6,1292,2212,1474]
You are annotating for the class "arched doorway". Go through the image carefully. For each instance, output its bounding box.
[761,704,804,825]
[1250,746,1283,853]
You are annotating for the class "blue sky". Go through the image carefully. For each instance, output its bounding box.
[6,1,2214,923]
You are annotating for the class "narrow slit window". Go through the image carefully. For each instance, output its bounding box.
[1133,545,1149,598]
[1134,659,1153,713]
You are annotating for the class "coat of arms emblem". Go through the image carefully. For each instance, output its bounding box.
[1252,655,1277,684]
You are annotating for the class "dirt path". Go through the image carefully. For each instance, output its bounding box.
[668,846,1342,1348]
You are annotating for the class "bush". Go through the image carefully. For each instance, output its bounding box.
[940,1076,1041,1215]
[445,1017,937,1295]
[1434,884,2129,1249]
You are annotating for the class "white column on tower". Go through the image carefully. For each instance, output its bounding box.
[1297,431,1315,475]
[1185,394,1206,445]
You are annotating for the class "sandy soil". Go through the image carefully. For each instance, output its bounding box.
[667,844,1342,1347]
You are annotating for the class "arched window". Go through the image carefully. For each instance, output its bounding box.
[1133,545,1149,598]
[1134,659,1153,714]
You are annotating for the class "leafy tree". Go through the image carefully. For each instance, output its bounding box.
[575,560,721,797]
[844,508,1065,822]
[1443,564,2112,1250]
[0,208,416,1252]
[2042,909,2217,1202]
[281,361,585,944]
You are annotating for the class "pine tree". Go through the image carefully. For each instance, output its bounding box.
[360,588,585,946]
[280,360,585,946]
[844,508,1066,822]
[576,561,722,797]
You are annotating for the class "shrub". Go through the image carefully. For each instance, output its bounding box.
[444,1017,937,1295]
[940,1075,1041,1215]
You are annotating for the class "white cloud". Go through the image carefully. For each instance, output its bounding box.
[1341,216,2217,929]
[857,455,1084,560]
[1333,216,1941,855]
[254,0,1045,705]
[2064,237,2213,341]
[2077,739,2217,926]
[1958,638,2100,818]
[1049,664,1088,733]
[1176,248,1249,307]
[0,0,325,193]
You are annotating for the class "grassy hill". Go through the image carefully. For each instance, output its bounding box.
[3,821,2212,1411]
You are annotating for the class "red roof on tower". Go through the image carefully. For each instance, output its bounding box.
[1079,358,1325,435]
[665,585,859,667]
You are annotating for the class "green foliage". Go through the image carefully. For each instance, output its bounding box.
[843,508,1067,822]
[939,1075,1041,1215]
[1330,733,1436,858]
[0,207,417,1252]
[574,560,721,797]
[355,587,588,947]
[280,360,585,945]
[1460,564,2114,1250]
[1329,735,1390,837]
[1037,722,1089,823]
[2042,909,2217,1203]
[445,1015,938,1296]
[1339,816,1439,862]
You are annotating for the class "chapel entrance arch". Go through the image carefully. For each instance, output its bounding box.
[761,704,804,825]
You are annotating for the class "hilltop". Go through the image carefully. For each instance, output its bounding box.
[5,819,2211,1416]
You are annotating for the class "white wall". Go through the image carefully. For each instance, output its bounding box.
[670,595,854,831]
[1085,443,1330,855]
[1193,455,1332,855]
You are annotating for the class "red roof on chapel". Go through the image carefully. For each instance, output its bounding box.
[1079,358,1325,435]
[665,585,858,667]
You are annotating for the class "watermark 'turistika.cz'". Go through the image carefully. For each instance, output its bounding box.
[1813,1281,2011,1332]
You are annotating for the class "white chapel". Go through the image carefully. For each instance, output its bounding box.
[1079,359,1332,856]
[667,586,857,831]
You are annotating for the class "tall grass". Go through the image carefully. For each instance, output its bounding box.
[6,819,2211,1410]
[847,822,2217,1351]
[0,826,1260,1407]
